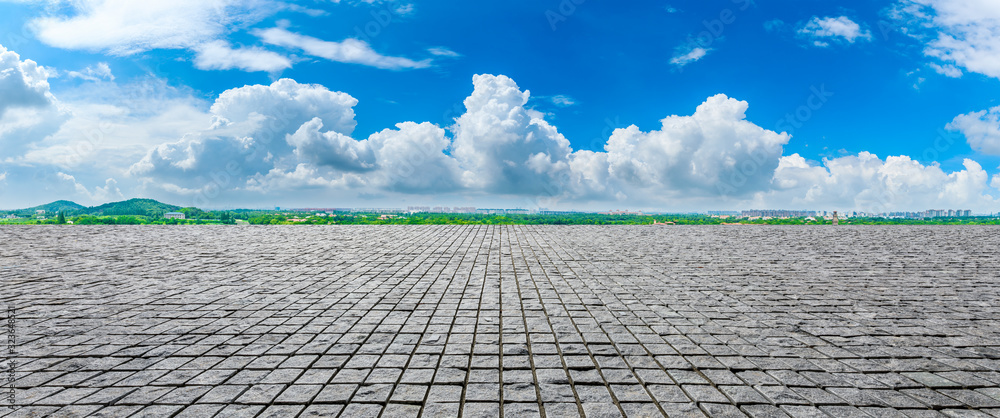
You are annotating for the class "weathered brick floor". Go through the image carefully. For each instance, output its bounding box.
[2,225,1000,417]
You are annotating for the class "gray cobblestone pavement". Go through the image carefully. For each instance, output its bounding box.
[1,225,999,417]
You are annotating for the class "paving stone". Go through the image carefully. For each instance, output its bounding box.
[778,405,827,418]
[720,385,770,404]
[85,405,143,417]
[465,383,500,402]
[649,384,692,403]
[503,382,538,403]
[582,402,625,418]
[620,402,663,417]
[273,384,322,404]
[702,402,748,417]
[114,386,174,405]
[503,402,542,418]
[860,407,909,418]
[232,384,283,405]
[312,384,357,403]
[214,404,266,418]
[173,404,225,417]
[659,402,707,417]
[339,403,383,417]
[5,225,1000,415]
[544,403,583,416]
[49,405,102,416]
[756,385,811,405]
[463,402,501,418]
[904,372,964,388]
[741,404,791,417]
[576,385,615,403]
[901,388,967,408]
[389,384,428,403]
[423,402,461,417]
[611,384,653,402]
[196,385,248,404]
[938,389,1000,408]
[131,405,184,417]
[940,410,994,418]
[75,387,135,405]
[819,405,870,417]
[298,404,343,417]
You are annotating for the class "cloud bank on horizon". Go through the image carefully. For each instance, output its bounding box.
[1,0,1000,212]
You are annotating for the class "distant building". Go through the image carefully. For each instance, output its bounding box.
[164,212,185,220]
[351,208,404,214]
[476,208,529,215]
[35,209,46,215]
[600,210,646,215]
[741,209,816,219]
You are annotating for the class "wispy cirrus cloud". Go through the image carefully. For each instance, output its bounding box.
[670,46,710,68]
[26,0,276,55]
[797,16,872,47]
[255,26,431,70]
[193,40,292,73]
[428,47,460,57]
[66,62,115,82]
[8,0,434,73]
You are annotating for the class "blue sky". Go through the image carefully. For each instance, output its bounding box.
[2,0,1000,212]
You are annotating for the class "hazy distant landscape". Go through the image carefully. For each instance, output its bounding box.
[3,198,1000,226]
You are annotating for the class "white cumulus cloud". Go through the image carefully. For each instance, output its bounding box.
[948,106,1000,155]
[129,78,360,193]
[286,118,376,172]
[57,172,124,202]
[367,121,461,193]
[0,44,68,157]
[605,94,790,198]
[451,74,574,195]
[0,44,56,118]
[892,0,1000,79]
[770,153,996,211]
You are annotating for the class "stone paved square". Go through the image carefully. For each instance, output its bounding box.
[2,225,1000,417]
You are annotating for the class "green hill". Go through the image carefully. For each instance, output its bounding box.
[4,198,183,217]
[11,200,86,215]
[86,198,182,217]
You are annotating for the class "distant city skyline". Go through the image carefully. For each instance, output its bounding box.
[1,1,1000,212]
